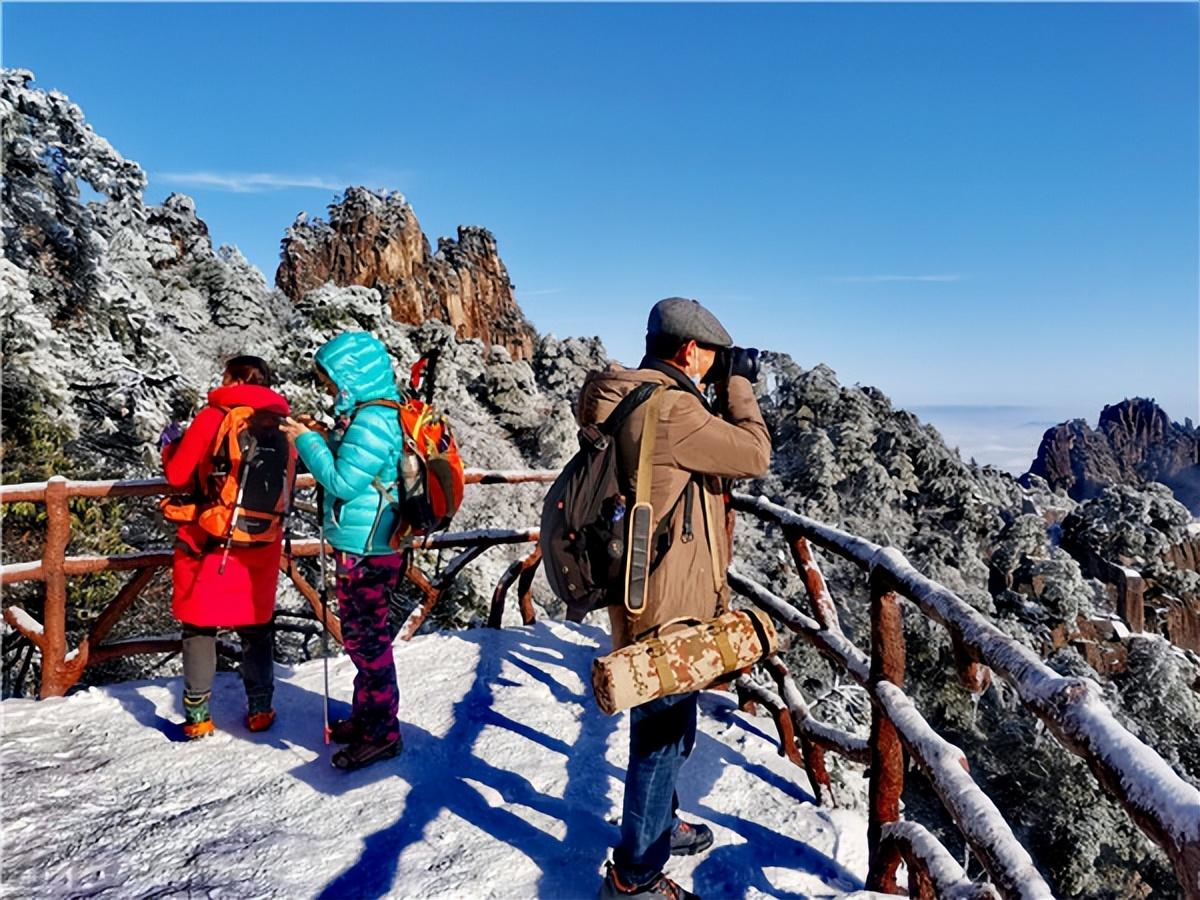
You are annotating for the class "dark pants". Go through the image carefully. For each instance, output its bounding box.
[335,551,403,743]
[613,691,699,884]
[182,622,274,709]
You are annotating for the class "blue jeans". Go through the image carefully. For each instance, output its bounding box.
[613,691,699,884]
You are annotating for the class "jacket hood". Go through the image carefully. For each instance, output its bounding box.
[207,383,290,415]
[314,332,401,416]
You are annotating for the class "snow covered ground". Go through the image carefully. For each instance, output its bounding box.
[1,621,872,899]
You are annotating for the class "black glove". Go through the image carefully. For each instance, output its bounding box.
[708,347,733,386]
[729,347,761,383]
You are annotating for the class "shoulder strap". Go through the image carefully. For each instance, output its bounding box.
[599,381,662,436]
[634,387,667,508]
[350,400,403,502]
[355,399,403,412]
[350,399,405,437]
[209,404,246,452]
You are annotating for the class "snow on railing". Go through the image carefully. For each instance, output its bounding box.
[1,471,558,699]
[880,821,1000,900]
[731,491,1200,899]
[727,569,1052,898]
[6,606,45,636]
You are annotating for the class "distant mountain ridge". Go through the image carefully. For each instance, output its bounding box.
[1024,398,1200,514]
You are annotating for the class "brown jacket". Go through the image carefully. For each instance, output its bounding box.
[576,363,771,649]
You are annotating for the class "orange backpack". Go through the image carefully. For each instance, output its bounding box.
[360,355,465,547]
[161,406,296,548]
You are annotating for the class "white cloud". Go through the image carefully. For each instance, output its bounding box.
[826,274,963,284]
[154,171,346,193]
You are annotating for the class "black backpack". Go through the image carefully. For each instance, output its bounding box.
[542,382,682,622]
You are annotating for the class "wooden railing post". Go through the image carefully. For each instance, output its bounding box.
[785,528,843,633]
[516,546,542,625]
[952,636,992,695]
[398,565,441,641]
[764,655,837,806]
[489,547,542,629]
[281,557,343,645]
[39,477,74,698]
[867,567,906,894]
[85,566,159,651]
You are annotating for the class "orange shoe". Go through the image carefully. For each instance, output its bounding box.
[246,709,276,732]
[182,718,216,739]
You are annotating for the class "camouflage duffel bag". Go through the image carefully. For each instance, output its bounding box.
[591,609,777,715]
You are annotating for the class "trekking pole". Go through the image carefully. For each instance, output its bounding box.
[316,487,332,745]
[218,464,251,575]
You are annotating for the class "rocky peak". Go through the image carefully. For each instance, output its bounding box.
[144,193,211,265]
[1025,398,1200,513]
[275,188,537,360]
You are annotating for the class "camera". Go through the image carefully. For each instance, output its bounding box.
[710,346,761,385]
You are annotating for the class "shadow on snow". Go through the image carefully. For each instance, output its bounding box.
[317,623,862,899]
[107,620,861,898]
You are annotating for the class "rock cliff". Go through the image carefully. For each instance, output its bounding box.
[1026,398,1200,513]
[275,188,537,361]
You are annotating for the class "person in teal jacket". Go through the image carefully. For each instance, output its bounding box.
[282,331,406,771]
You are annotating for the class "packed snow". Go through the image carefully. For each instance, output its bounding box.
[1,621,875,899]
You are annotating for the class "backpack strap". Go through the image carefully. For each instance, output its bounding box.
[599,381,662,436]
[624,386,671,616]
[354,399,403,413]
[616,385,719,592]
[633,388,667,510]
[349,400,406,509]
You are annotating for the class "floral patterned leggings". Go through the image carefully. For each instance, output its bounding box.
[335,551,404,743]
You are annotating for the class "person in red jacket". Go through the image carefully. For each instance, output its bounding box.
[160,356,294,739]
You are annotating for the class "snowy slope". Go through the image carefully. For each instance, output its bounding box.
[1,621,871,899]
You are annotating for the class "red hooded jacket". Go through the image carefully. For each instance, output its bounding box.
[162,383,292,627]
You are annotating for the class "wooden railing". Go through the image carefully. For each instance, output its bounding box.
[729,492,1200,899]
[0,470,553,698]
[3,473,1198,897]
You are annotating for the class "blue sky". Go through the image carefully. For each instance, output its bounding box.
[5,3,1198,464]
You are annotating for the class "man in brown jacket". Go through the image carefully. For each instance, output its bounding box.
[581,297,771,900]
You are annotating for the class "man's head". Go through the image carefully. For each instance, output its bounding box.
[645,297,732,386]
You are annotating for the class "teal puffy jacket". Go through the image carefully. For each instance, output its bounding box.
[295,332,405,556]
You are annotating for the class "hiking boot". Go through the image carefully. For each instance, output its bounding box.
[598,863,698,900]
[331,734,402,771]
[670,820,714,857]
[328,717,363,744]
[246,694,275,732]
[182,692,215,740]
[246,709,276,732]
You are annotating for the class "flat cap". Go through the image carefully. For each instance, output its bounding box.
[646,297,733,348]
